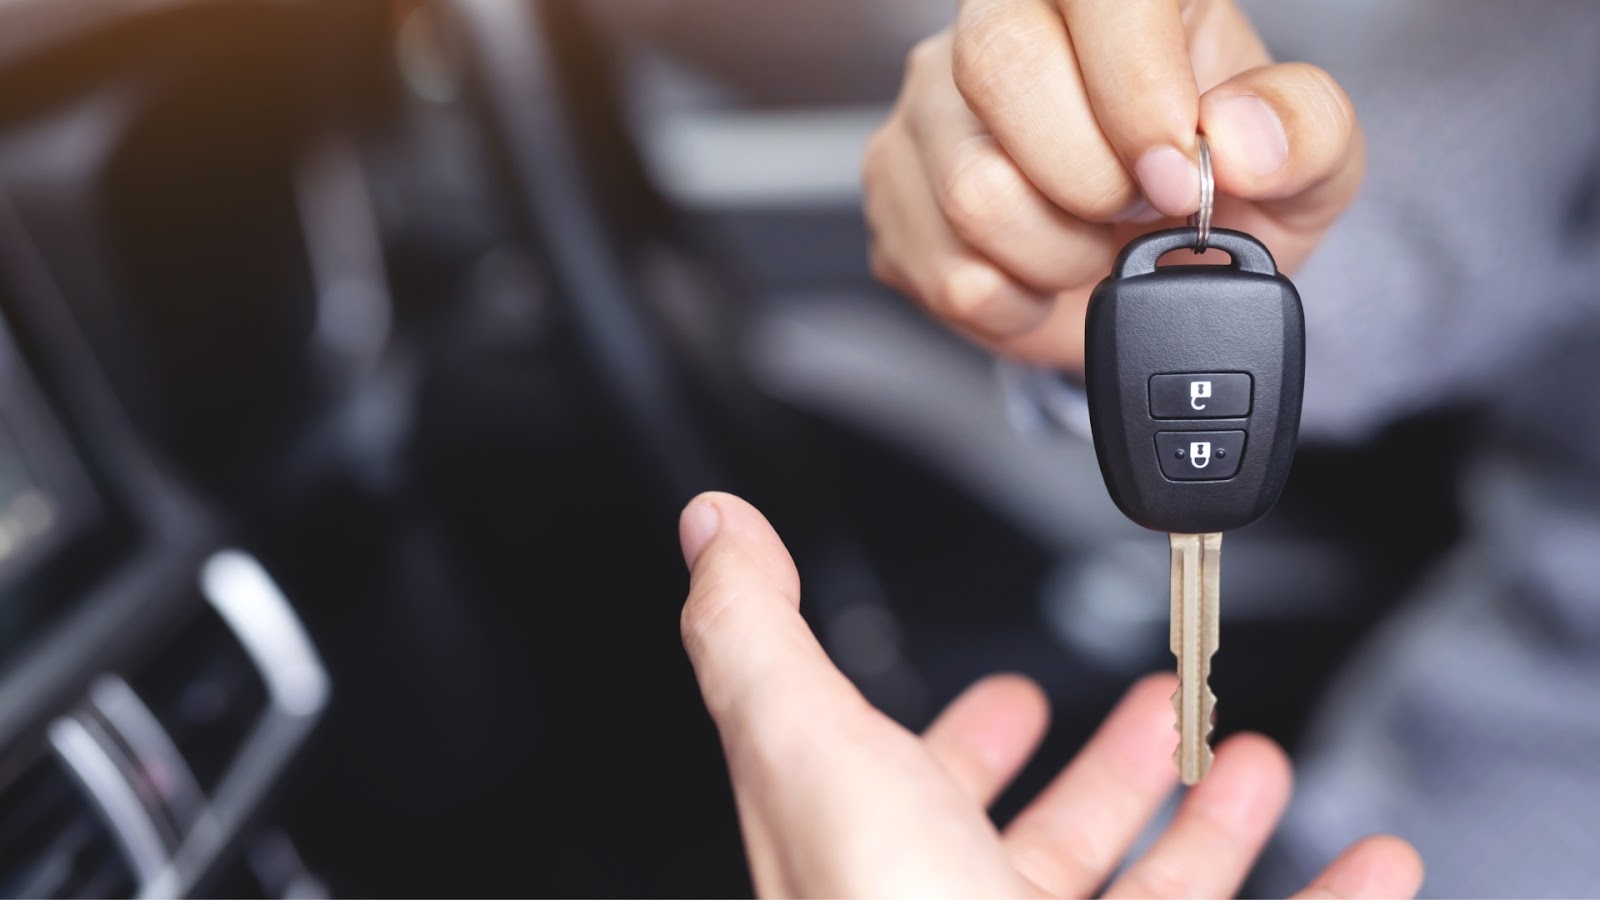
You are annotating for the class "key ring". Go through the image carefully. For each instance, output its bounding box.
[1187,134,1213,253]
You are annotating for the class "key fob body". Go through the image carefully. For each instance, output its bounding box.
[1085,228,1305,534]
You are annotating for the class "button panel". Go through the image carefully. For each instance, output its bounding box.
[1149,373,1252,419]
[1155,431,1246,481]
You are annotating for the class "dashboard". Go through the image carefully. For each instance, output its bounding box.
[0,0,660,892]
[0,312,94,599]
[0,195,328,900]
[0,1,338,895]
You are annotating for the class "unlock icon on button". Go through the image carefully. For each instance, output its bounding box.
[1156,431,1244,481]
[1190,380,1212,411]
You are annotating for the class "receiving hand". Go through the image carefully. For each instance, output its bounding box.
[677,492,1420,898]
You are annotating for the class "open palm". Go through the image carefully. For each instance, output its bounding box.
[678,492,1421,898]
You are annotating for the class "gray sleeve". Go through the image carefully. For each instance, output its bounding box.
[1246,0,1600,443]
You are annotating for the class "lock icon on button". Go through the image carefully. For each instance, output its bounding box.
[1189,441,1212,469]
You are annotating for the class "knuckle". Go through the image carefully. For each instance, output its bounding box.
[952,9,1054,109]
[1281,62,1356,142]
[869,246,907,292]
[861,125,890,185]
[868,246,892,282]
[679,579,731,656]
[933,265,1004,325]
[860,123,911,220]
[1062,159,1138,221]
[1117,56,1185,106]
[678,591,706,650]
[904,33,948,86]
[940,145,1019,241]
[1078,186,1134,222]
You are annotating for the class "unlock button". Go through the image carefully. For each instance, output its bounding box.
[1150,373,1252,419]
[1155,431,1246,481]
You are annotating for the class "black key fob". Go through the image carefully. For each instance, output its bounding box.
[1084,228,1305,534]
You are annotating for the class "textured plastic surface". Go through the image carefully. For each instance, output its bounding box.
[1085,228,1304,533]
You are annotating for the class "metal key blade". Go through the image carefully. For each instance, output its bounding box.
[1169,532,1222,785]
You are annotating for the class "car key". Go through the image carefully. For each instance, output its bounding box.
[1084,138,1305,783]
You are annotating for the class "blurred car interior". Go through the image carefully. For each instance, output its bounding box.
[0,1,1464,896]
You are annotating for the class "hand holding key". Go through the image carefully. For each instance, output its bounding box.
[862,0,1362,371]
[678,493,1421,898]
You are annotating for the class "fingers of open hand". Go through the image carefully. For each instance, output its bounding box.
[1102,733,1293,899]
[1292,835,1425,900]
[1000,676,1299,899]
[680,501,1410,900]
[1001,674,1182,896]
[922,674,1050,808]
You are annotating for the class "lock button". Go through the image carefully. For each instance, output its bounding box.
[1155,431,1246,481]
[1149,373,1252,419]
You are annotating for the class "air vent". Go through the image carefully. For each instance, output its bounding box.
[0,552,327,899]
[0,551,323,899]
[126,606,269,793]
[0,751,137,899]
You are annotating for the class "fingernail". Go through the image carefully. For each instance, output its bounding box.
[1211,94,1288,177]
[679,499,721,569]
[1113,197,1167,224]
[1133,146,1199,217]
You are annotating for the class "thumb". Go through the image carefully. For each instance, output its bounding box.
[678,495,1020,897]
[1200,62,1364,220]
[678,492,863,731]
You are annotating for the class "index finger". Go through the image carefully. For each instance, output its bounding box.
[1058,0,1202,216]
[1002,674,1181,896]
[1102,733,1293,899]
[953,0,1136,222]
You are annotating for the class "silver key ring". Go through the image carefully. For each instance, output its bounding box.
[1187,134,1214,253]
